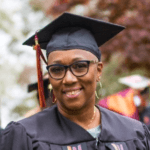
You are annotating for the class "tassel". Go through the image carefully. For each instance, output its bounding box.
[34,32,47,108]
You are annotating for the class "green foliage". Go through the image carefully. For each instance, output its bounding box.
[12,93,38,117]
[29,0,43,12]
[13,104,31,116]
[0,10,14,33]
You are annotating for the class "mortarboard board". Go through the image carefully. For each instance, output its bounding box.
[27,78,53,105]
[28,79,49,93]
[118,75,150,89]
[23,12,125,108]
[23,12,125,59]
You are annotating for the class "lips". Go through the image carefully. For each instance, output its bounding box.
[66,89,81,96]
[63,88,83,98]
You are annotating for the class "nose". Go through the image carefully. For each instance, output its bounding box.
[62,69,77,84]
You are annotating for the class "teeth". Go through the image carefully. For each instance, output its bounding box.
[66,90,80,95]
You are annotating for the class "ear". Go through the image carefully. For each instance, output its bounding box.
[96,62,103,81]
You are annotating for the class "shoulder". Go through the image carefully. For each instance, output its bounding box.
[2,121,27,135]
[99,107,150,149]
[18,105,57,137]
[99,105,142,126]
[99,106,146,141]
[19,105,57,125]
[1,121,32,140]
[1,121,32,150]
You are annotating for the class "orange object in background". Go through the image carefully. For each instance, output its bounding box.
[98,88,139,120]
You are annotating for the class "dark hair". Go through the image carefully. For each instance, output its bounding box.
[140,87,149,95]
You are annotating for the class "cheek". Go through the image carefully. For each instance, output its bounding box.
[88,67,97,82]
[82,68,97,91]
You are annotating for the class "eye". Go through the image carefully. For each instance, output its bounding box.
[50,66,64,73]
[72,62,88,69]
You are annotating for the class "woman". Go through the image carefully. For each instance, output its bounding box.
[1,12,150,150]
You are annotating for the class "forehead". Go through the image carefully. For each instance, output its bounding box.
[48,49,97,64]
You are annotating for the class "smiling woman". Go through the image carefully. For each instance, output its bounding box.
[47,50,102,129]
[1,12,150,150]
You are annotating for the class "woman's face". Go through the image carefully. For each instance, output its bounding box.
[47,49,103,111]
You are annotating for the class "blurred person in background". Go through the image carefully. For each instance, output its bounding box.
[133,86,150,129]
[25,73,55,118]
[99,74,150,129]
[119,75,150,129]
[1,13,150,150]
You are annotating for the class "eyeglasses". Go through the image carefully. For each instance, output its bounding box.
[46,60,98,80]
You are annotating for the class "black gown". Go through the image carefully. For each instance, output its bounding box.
[1,105,150,150]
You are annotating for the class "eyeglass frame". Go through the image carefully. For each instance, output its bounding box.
[46,60,99,80]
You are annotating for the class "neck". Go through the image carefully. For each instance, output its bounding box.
[57,103,101,130]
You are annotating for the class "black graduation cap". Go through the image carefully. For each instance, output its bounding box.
[23,12,125,51]
[23,12,125,108]
[27,79,53,105]
[28,79,49,93]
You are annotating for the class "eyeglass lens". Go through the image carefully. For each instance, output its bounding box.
[48,61,89,79]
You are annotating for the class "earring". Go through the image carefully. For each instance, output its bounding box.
[95,76,102,99]
[95,91,99,99]
[48,84,53,98]
[52,98,57,103]
[48,84,53,93]
[99,80,102,97]
[48,84,57,103]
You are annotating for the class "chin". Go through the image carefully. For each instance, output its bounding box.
[65,101,89,112]
[58,95,93,111]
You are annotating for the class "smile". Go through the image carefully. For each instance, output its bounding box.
[64,88,82,98]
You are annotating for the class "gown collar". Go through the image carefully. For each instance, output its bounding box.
[20,105,143,144]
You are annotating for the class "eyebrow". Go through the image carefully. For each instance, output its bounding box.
[52,57,85,64]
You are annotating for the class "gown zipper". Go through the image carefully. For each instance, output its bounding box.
[95,137,99,149]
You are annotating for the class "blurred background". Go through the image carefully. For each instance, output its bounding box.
[0,0,150,128]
